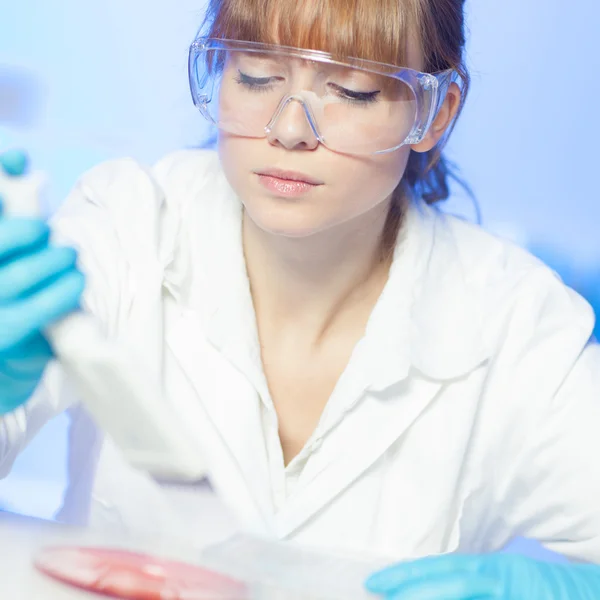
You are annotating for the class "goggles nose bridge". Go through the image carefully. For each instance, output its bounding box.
[264,93,322,141]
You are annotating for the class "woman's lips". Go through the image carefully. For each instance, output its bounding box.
[257,174,321,197]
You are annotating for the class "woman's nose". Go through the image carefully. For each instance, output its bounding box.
[265,96,319,151]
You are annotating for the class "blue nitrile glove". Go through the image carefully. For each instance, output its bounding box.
[365,553,600,599]
[0,150,85,414]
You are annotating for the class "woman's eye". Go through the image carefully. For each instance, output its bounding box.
[329,83,380,104]
[234,70,277,91]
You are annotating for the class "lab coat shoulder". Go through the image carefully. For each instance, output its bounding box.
[442,214,594,353]
[410,206,594,382]
[441,215,600,560]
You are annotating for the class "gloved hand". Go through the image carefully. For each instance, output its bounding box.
[365,552,600,599]
[0,150,85,414]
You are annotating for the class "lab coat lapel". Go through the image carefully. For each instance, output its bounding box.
[274,376,443,538]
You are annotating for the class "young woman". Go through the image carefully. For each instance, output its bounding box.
[1,0,600,597]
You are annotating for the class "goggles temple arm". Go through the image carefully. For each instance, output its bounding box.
[415,70,457,142]
[432,70,459,119]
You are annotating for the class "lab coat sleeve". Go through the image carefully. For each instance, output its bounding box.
[488,267,600,563]
[0,161,137,478]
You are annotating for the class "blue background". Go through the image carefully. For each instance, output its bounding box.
[1,0,599,560]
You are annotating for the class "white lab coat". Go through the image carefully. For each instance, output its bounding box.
[1,149,599,562]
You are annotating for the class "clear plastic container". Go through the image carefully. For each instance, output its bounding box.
[199,534,389,599]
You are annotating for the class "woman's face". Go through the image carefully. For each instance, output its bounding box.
[217,41,439,238]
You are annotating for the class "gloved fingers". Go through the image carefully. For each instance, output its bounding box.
[0,268,85,353]
[0,332,54,377]
[0,218,50,263]
[384,572,501,600]
[0,150,29,177]
[367,554,482,594]
[0,245,78,302]
[0,369,40,414]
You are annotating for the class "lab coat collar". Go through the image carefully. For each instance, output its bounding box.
[165,175,490,392]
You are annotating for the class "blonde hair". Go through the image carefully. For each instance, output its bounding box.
[200,0,470,253]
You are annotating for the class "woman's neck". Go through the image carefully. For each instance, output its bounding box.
[243,201,395,345]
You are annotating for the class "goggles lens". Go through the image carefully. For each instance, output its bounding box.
[191,45,420,155]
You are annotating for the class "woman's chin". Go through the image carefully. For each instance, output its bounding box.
[244,204,337,239]
[254,219,329,239]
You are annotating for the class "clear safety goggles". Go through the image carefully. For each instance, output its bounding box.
[188,37,457,155]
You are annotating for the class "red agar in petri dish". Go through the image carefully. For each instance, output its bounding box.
[34,546,250,600]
